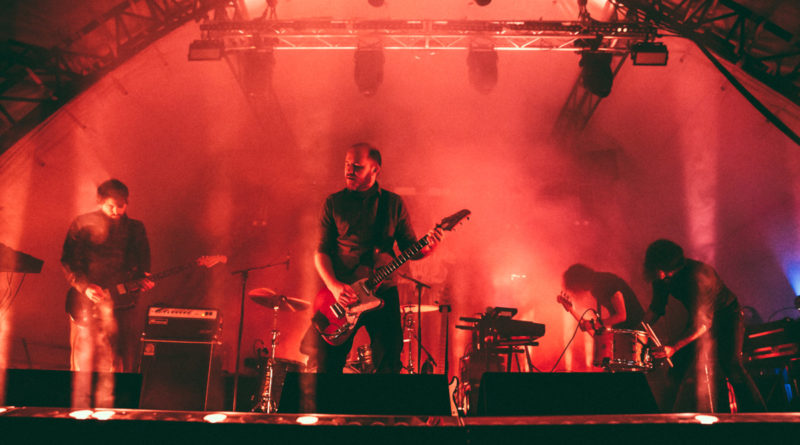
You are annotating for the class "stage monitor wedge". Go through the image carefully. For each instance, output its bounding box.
[278,373,450,416]
[477,372,659,416]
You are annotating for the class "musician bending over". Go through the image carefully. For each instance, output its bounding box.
[301,143,443,373]
[562,263,645,332]
[642,239,765,412]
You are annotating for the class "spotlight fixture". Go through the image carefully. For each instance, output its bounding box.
[188,39,224,61]
[580,51,613,98]
[368,0,385,6]
[631,41,669,66]
[354,46,385,97]
[240,50,275,97]
[467,47,498,94]
[475,0,492,6]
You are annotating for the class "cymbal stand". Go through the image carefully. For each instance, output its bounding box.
[230,257,290,411]
[254,303,282,413]
[402,311,438,374]
[400,273,431,374]
[402,311,416,373]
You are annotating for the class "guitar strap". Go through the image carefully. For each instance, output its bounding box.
[372,188,391,261]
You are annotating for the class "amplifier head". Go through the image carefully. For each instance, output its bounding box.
[144,306,221,341]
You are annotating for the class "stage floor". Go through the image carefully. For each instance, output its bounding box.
[2,408,800,444]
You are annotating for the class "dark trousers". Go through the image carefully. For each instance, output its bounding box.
[302,286,403,374]
[669,308,766,412]
[116,304,146,373]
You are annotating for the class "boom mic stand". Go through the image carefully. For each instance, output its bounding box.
[230,256,289,411]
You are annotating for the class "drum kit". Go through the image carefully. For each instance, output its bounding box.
[591,322,670,372]
[593,328,651,371]
[241,276,659,413]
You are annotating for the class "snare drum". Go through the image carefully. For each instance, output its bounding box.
[593,329,651,371]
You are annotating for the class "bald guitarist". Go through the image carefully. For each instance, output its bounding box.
[302,143,446,374]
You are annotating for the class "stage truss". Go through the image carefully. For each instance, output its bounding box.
[196,19,658,53]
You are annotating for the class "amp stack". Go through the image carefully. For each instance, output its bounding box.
[139,306,223,411]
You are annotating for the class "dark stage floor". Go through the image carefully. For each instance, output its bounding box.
[2,407,800,444]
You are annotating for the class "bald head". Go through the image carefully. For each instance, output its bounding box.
[344,144,381,191]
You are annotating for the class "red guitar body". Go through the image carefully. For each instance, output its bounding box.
[310,209,471,346]
[312,278,383,346]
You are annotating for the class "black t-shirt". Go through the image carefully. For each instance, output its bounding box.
[648,259,739,331]
[591,271,645,330]
[60,210,150,293]
[317,183,417,286]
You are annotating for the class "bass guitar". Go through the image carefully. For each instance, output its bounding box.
[556,291,599,335]
[66,255,227,325]
[312,209,470,346]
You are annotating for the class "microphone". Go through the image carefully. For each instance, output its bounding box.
[286,256,290,271]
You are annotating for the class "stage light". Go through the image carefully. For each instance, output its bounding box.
[91,410,115,420]
[203,413,228,423]
[296,415,320,425]
[475,0,492,6]
[368,0,385,6]
[580,51,613,98]
[467,47,498,94]
[69,410,94,420]
[694,414,719,425]
[354,46,385,97]
[188,39,224,61]
[240,50,275,97]
[631,41,669,66]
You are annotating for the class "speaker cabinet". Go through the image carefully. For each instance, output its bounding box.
[477,372,659,416]
[4,369,140,408]
[139,339,222,411]
[278,373,451,416]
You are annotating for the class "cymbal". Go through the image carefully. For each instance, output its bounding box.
[400,304,439,313]
[248,288,310,312]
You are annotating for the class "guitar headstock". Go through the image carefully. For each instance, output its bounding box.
[437,209,471,231]
[197,255,228,268]
[557,291,573,311]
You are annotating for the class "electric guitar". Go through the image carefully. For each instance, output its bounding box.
[312,209,470,346]
[556,291,598,335]
[66,255,227,325]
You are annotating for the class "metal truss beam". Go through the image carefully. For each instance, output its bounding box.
[614,0,800,106]
[0,0,225,155]
[196,19,658,53]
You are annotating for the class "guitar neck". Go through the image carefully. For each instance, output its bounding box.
[367,236,430,288]
[147,262,195,283]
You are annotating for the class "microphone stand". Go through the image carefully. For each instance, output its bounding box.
[230,257,289,411]
[439,303,451,377]
[400,273,430,374]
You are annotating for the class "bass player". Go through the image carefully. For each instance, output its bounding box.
[61,179,154,374]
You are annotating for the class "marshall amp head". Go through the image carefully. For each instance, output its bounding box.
[144,306,221,341]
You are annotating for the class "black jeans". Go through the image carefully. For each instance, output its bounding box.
[302,286,403,374]
[669,308,765,412]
